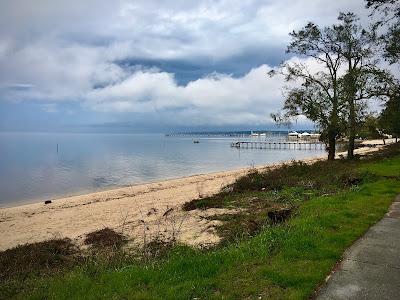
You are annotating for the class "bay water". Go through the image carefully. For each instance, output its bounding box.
[0,132,325,207]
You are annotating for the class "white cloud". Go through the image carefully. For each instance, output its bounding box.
[0,0,379,128]
[0,40,128,102]
[84,64,285,125]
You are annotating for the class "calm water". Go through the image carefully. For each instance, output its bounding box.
[0,132,326,207]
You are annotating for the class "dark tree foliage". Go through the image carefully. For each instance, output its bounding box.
[366,0,400,143]
[358,114,382,139]
[379,89,400,141]
[366,0,400,64]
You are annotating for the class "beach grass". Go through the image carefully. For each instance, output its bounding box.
[1,144,400,299]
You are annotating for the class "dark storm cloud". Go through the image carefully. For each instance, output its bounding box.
[114,43,285,85]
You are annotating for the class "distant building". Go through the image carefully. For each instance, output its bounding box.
[288,131,320,141]
[310,133,321,141]
[288,131,299,141]
[299,132,311,141]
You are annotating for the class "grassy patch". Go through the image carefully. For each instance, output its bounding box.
[1,143,400,299]
[184,158,376,243]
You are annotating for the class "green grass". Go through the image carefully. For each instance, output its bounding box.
[2,144,400,299]
[360,155,400,178]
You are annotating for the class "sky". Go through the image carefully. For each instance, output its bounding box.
[0,0,376,133]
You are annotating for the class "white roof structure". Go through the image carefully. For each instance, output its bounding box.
[300,132,311,136]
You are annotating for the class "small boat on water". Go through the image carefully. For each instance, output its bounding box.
[193,140,200,144]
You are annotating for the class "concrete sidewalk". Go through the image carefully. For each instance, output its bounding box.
[317,195,400,300]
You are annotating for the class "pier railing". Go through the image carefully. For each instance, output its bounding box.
[230,141,325,150]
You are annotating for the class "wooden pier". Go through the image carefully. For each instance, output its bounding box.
[230,141,325,150]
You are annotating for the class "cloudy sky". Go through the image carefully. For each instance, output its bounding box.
[0,0,372,132]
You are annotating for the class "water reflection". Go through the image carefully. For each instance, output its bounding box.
[0,133,326,207]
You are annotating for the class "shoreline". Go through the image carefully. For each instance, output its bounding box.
[1,166,266,210]
[0,140,393,252]
[0,154,326,251]
[0,153,328,210]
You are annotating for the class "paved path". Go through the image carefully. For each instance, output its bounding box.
[317,195,400,300]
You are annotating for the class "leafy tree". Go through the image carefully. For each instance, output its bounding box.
[366,0,400,64]
[358,114,382,139]
[270,22,346,160]
[272,13,393,160]
[334,12,391,159]
[366,1,400,143]
[379,89,400,141]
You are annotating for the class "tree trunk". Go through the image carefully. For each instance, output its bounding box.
[327,131,336,160]
[346,64,357,160]
[347,98,356,160]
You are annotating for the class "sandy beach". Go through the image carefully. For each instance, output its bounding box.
[0,140,394,251]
